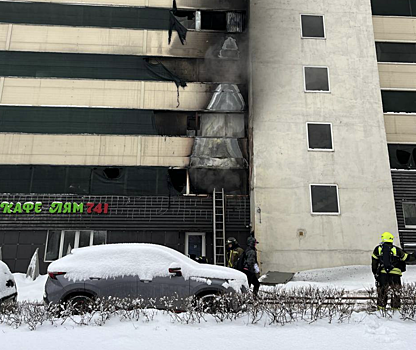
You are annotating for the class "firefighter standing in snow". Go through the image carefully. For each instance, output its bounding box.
[226,237,244,269]
[371,232,416,309]
[243,236,260,297]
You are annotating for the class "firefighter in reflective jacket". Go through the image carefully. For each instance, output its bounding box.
[372,232,416,310]
[226,237,244,269]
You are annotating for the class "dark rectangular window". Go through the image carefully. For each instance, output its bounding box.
[307,123,333,150]
[0,106,158,136]
[45,230,61,261]
[301,15,325,38]
[0,1,170,30]
[310,185,340,214]
[376,42,416,63]
[201,11,227,30]
[45,230,107,261]
[402,202,416,227]
[382,91,416,113]
[304,67,330,92]
[0,165,184,196]
[371,0,413,16]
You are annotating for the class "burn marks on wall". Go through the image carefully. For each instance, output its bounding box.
[0,51,186,86]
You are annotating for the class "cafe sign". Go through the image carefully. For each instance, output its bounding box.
[0,202,109,214]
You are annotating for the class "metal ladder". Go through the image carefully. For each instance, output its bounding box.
[213,188,226,266]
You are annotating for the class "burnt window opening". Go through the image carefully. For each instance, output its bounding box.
[403,202,416,227]
[186,114,199,136]
[310,185,340,215]
[307,123,333,150]
[388,144,416,169]
[168,169,187,193]
[103,168,121,180]
[304,67,330,92]
[397,150,411,165]
[201,11,227,30]
[174,10,196,29]
[171,10,245,32]
[301,15,325,38]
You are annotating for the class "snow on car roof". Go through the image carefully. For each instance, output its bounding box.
[48,244,248,290]
[0,261,16,299]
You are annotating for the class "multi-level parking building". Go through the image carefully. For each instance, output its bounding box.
[0,0,250,273]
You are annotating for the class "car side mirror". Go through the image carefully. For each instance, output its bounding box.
[169,263,182,277]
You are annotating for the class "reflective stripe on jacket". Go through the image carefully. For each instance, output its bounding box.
[372,245,408,276]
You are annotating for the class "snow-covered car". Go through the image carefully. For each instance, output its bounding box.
[0,261,17,304]
[45,244,248,310]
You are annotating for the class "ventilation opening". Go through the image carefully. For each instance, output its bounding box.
[168,169,187,193]
[103,168,121,179]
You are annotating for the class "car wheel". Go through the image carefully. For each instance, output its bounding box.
[65,295,95,315]
[197,293,221,314]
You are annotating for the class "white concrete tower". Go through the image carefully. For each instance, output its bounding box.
[249,0,398,272]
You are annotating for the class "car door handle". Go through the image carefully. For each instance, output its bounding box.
[89,277,101,280]
[140,280,152,283]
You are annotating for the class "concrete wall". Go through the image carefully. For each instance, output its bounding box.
[385,114,416,143]
[373,16,416,42]
[0,134,193,166]
[0,77,213,110]
[379,63,416,89]
[249,0,398,272]
[0,24,231,58]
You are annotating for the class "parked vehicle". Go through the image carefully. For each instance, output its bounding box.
[44,244,248,311]
[0,261,17,304]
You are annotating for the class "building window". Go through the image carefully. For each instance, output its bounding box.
[376,42,416,64]
[174,10,244,32]
[371,0,413,17]
[382,90,416,113]
[307,123,333,151]
[45,230,106,262]
[185,232,206,258]
[310,184,340,215]
[304,67,330,92]
[403,202,416,228]
[301,15,325,38]
[388,144,416,169]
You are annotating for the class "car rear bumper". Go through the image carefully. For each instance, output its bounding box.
[0,292,17,304]
[43,292,50,305]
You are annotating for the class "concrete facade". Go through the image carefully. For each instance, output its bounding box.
[249,0,398,272]
[0,78,213,110]
[0,134,193,167]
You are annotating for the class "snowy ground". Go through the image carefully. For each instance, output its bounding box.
[2,266,416,350]
[281,265,416,292]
